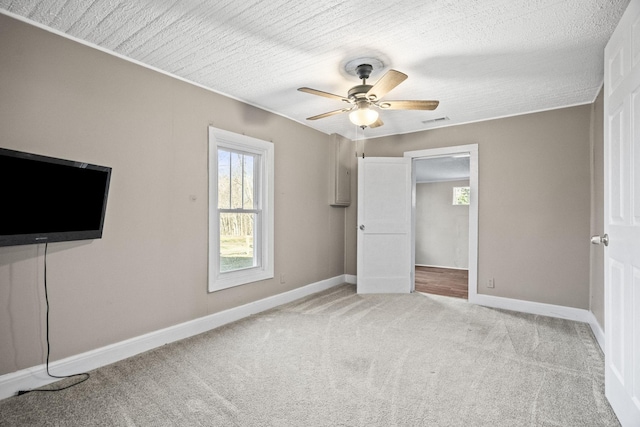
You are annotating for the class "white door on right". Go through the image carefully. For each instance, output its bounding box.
[604,0,640,425]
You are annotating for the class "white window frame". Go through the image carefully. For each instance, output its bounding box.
[208,127,274,292]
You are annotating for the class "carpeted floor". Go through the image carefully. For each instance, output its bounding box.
[0,284,620,426]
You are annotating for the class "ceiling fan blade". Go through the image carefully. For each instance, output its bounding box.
[377,100,439,110]
[369,117,384,128]
[306,108,351,120]
[366,70,408,100]
[298,87,349,103]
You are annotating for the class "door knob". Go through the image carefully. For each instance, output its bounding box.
[590,234,609,246]
[359,224,365,230]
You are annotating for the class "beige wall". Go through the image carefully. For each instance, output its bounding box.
[0,15,345,375]
[416,180,470,269]
[346,105,593,310]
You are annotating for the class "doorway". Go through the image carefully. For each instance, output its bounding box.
[413,155,470,299]
[404,145,479,301]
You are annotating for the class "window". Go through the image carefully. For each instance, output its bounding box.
[452,186,470,205]
[209,127,274,292]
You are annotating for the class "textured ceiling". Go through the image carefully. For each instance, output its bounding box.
[0,0,630,140]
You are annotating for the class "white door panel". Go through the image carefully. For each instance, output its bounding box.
[357,157,412,294]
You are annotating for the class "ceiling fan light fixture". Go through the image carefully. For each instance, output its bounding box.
[349,104,379,126]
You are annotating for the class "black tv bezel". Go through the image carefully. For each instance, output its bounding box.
[0,147,112,247]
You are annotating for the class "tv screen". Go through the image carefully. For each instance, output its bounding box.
[0,148,112,247]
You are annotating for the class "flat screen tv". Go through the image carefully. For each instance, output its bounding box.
[0,148,112,247]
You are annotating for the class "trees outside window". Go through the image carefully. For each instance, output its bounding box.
[453,186,470,205]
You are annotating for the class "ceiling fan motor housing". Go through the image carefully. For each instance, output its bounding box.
[348,85,373,101]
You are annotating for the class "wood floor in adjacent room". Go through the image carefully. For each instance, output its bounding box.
[415,266,468,299]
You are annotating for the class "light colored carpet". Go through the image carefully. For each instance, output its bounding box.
[0,284,620,426]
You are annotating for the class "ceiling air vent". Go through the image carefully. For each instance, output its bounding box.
[422,116,449,124]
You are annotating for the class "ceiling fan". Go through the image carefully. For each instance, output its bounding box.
[298,63,439,128]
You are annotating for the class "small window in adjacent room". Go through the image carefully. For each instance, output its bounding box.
[208,127,274,292]
[452,186,470,205]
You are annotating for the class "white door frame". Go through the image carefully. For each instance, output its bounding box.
[404,144,479,300]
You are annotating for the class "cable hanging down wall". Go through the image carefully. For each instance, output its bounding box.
[17,243,90,396]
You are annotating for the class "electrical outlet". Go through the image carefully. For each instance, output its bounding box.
[487,278,495,288]
[280,274,286,284]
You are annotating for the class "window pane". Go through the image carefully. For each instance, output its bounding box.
[219,213,256,272]
[230,152,243,209]
[243,154,255,209]
[453,187,470,205]
[218,150,230,209]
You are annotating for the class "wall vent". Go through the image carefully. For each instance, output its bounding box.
[422,116,450,124]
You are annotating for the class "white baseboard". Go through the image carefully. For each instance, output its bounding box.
[0,274,347,401]
[345,274,357,284]
[584,311,605,351]
[470,293,605,351]
[469,293,592,321]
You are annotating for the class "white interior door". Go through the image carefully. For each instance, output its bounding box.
[357,157,412,294]
[603,1,640,425]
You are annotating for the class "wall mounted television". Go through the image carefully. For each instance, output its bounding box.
[0,148,112,247]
